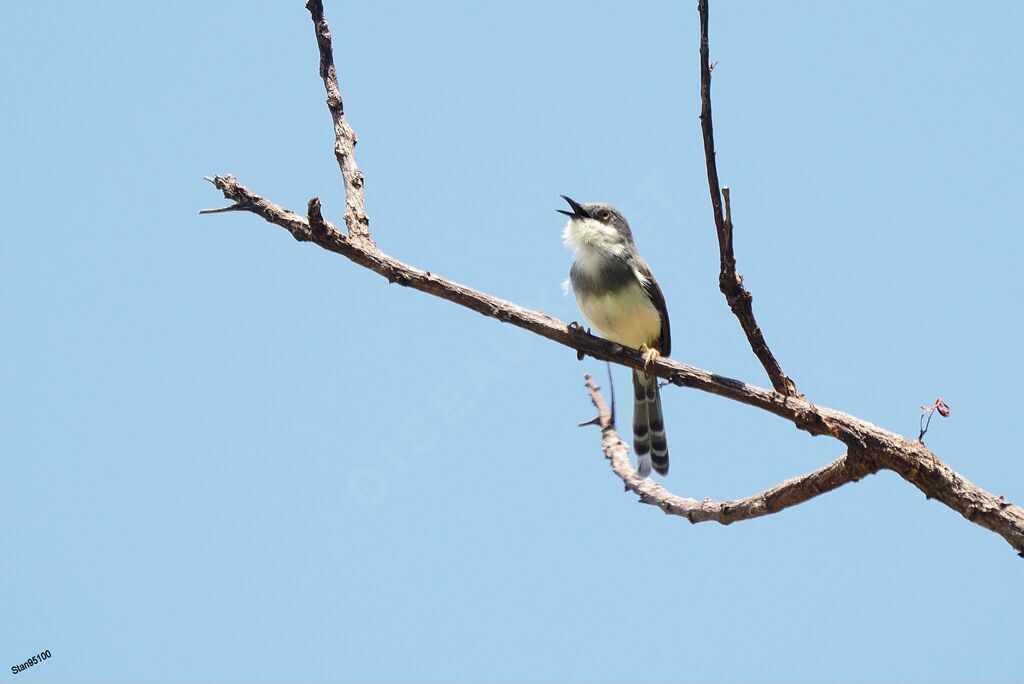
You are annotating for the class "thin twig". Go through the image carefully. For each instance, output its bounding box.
[197,205,245,215]
[698,0,798,397]
[919,397,951,444]
[606,361,616,427]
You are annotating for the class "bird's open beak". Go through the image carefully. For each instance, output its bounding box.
[557,195,590,219]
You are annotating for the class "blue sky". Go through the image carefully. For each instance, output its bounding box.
[2,1,1023,682]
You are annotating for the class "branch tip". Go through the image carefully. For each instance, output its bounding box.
[198,205,242,215]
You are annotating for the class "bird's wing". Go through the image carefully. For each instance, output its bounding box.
[631,253,671,357]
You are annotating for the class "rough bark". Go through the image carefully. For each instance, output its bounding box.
[198,0,1024,557]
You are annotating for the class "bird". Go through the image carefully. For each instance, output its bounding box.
[559,195,672,478]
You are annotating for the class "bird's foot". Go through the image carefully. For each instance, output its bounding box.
[569,321,591,361]
[568,321,591,335]
[640,344,660,371]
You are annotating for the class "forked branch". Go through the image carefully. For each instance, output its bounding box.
[200,1,1024,557]
[203,173,1024,556]
[583,375,877,524]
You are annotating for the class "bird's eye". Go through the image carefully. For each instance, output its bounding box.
[600,211,611,221]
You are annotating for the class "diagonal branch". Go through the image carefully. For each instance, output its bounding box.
[202,173,1024,557]
[583,375,878,524]
[306,0,371,244]
[698,0,798,397]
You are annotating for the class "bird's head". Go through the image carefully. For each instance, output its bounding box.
[558,195,633,250]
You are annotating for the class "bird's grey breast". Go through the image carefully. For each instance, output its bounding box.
[569,247,637,297]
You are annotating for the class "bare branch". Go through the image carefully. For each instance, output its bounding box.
[698,0,798,397]
[306,0,372,244]
[201,2,1024,557]
[203,175,312,242]
[583,375,878,524]
[202,173,1024,556]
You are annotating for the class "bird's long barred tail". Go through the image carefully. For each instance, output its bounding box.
[632,371,652,478]
[648,377,669,475]
[632,370,669,477]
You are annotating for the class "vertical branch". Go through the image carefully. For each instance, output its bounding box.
[698,0,798,397]
[306,0,373,244]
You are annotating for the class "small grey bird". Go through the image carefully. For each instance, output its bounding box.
[559,195,671,478]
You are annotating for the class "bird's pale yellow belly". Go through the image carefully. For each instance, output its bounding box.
[577,282,662,350]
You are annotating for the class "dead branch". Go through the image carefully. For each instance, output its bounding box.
[583,375,878,524]
[202,173,1024,556]
[307,0,371,244]
[199,1,1024,557]
[698,0,798,397]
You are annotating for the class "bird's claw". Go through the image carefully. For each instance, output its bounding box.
[569,321,590,361]
[640,343,660,371]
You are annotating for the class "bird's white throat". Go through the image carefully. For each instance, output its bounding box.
[562,217,625,255]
